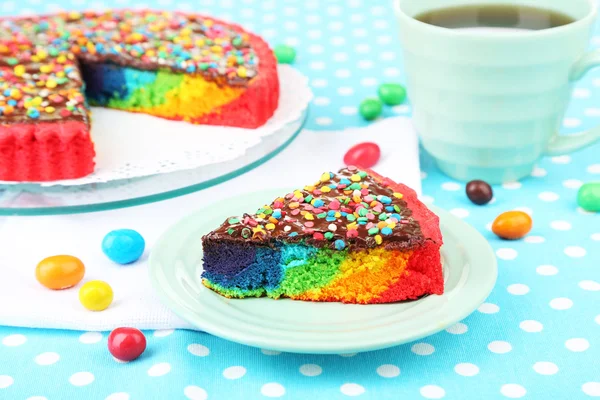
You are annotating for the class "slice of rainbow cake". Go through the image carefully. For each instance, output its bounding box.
[201,167,443,304]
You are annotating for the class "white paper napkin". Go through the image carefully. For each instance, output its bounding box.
[0,117,421,331]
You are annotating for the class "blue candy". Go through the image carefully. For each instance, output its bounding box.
[381,227,393,235]
[313,199,325,208]
[334,240,346,250]
[102,229,145,265]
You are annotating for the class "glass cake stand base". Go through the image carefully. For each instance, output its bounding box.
[0,109,307,216]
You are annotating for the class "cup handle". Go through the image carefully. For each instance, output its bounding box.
[545,50,600,156]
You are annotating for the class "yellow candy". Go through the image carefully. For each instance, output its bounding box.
[237,66,247,78]
[393,192,404,199]
[39,65,53,73]
[45,106,55,113]
[320,172,330,182]
[375,235,383,245]
[46,80,58,89]
[351,174,361,182]
[304,213,314,221]
[57,55,67,64]
[14,65,25,76]
[265,223,276,230]
[79,281,113,311]
[320,186,331,193]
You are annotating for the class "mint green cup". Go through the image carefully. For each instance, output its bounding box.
[395,0,600,184]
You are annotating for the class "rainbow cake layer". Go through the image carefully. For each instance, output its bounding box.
[202,168,444,304]
[0,10,279,181]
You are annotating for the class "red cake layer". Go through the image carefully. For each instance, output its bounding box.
[0,121,95,181]
[191,22,280,129]
[366,169,444,302]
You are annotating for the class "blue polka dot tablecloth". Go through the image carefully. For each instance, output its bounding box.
[1,1,599,399]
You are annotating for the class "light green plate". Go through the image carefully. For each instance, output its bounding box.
[149,189,497,354]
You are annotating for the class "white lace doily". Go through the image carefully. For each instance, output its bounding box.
[1,65,312,187]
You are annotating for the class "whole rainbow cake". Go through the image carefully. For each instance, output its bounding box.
[201,167,444,304]
[0,10,279,181]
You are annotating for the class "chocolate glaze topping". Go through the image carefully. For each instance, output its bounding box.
[205,168,425,251]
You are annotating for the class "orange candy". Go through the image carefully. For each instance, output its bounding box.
[492,211,533,240]
[36,255,85,290]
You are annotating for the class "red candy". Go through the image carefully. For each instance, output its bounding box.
[343,142,381,168]
[108,327,147,362]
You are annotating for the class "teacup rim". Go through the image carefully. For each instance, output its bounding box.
[394,0,598,39]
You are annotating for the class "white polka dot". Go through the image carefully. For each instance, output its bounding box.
[337,88,354,97]
[533,362,558,375]
[307,30,322,39]
[309,61,326,70]
[551,220,572,231]
[384,67,401,77]
[513,206,533,215]
[223,366,246,380]
[340,106,358,115]
[524,236,545,244]
[353,28,368,37]
[582,382,600,397]
[519,320,543,333]
[331,36,346,46]
[305,15,320,24]
[313,97,331,106]
[478,303,500,314]
[488,341,512,354]
[1,2,15,12]
[565,338,590,352]
[69,372,94,386]
[2,334,26,347]
[19,8,35,15]
[261,383,286,397]
[441,182,461,191]
[374,19,389,29]
[579,280,600,291]
[377,35,392,44]
[299,364,322,377]
[563,179,583,189]
[411,343,435,356]
[376,364,400,378]
[420,195,434,204]
[35,352,60,366]
[446,323,468,334]
[0,375,14,389]
[284,21,298,31]
[585,108,600,117]
[592,233,600,241]
[537,265,558,276]
[338,353,357,358]
[26,397,48,400]
[335,69,351,78]
[501,384,527,398]
[371,5,386,15]
[355,44,370,53]
[454,363,479,377]
[105,393,130,400]
[261,349,282,356]
[573,88,592,98]
[284,38,299,46]
[327,5,342,15]
[502,181,522,190]
[380,52,396,61]
[316,117,333,126]
[507,284,530,295]
[596,315,600,325]
[261,29,276,38]
[311,79,328,88]
[147,362,171,377]
[153,329,174,338]
[112,357,128,364]
[283,7,297,16]
[531,167,547,177]
[358,60,374,69]
[340,383,365,396]
[420,385,446,399]
[538,191,560,202]
[361,77,378,86]
[187,344,210,357]
[496,248,518,260]
[449,208,469,219]
[485,223,493,231]
[393,105,411,114]
[563,118,582,128]
[565,246,586,258]
[588,164,600,174]
[550,297,573,310]
[551,155,571,164]
[184,385,208,400]
[79,332,102,344]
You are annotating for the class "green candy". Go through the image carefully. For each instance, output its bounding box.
[359,98,383,121]
[577,182,600,212]
[228,218,240,224]
[274,44,296,64]
[377,83,407,106]
[324,232,334,240]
